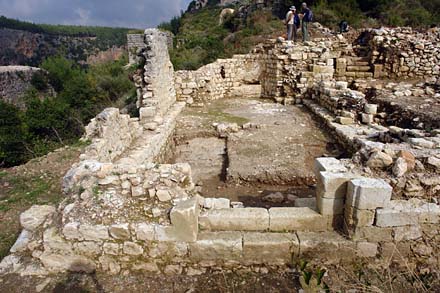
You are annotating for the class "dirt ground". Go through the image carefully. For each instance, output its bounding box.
[172,98,341,206]
[0,269,301,293]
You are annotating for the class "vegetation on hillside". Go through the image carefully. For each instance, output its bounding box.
[159,0,440,70]
[0,15,133,49]
[0,55,136,167]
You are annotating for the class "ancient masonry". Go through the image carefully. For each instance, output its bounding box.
[1,27,439,276]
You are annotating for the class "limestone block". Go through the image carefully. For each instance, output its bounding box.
[317,194,344,215]
[203,198,230,209]
[75,241,101,256]
[361,113,374,124]
[199,208,269,231]
[189,232,243,261]
[344,206,375,228]
[78,225,110,241]
[346,178,392,210]
[134,223,156,241]
[103,243,120,255]
[297,232,351,260]
[39,252,96,273]
[317,171,357,199]
[10,230,32,253]
[393,225,422,241]
[375,209,418,227]
[99,255,121,274]
[43,228,73,252]
[123,242,144,255]
[170,198,199,242]
[314,157,347,176]
[20,205,56,232]
[109,224,131,240]
[364,104,378,115]
[156,189,172,202]
[140,106,156,121]
[336,116,354,125]
[63,222,82,240]
[294,198,317,209]
[269,208,327,232]
[131,186,145,197]
[351,226,393,242]
[243,233,299,264]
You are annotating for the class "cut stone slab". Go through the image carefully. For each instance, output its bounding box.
[294,198,317,209]
[317,171,358,199]
[296,232,352,261]
[199,208,269,231]
[170,198,199,242]
[78,225,110,241]
[346,178,392,210]
[269,208,327,232]
[203,198,230,209]
[20,205,56,232]
[189,232,243,261]
[10,230,32,253]
[243,233,299,264]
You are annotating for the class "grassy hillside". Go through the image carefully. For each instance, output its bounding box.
[161,0,440,70]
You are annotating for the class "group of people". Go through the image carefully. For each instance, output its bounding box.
[284,2,313,42]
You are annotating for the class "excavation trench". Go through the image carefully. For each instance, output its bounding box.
[168,97,342,208]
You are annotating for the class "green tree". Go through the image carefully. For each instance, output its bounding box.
[0,101,27,166]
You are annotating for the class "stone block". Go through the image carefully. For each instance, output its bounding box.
[294,198,317,209]
[109,224,131,240]
[314,157,347,176]
[189,232,243,261]
[361,113,374,124]
[204,198,230,209]
[297,232,351,261]
[123,242,144,255]
[20,205,56,232]
[39,252,96,273]
[336,116,354,125]
[375,209,418,227]
[78,225,110,241]
[134,223,155,241]
[269,208,327,232]
[317,194,344,215]
[139,106,156,121]
[317,171,357,199]
[393,225,422,241]
[103,243,120,255]
[364,104,378,115]
[199,208,269,231]
[352,226,393,242]
[346,178,392,210]
[344,206,375,228]
[170,198,199,242]
[242,233,299,264]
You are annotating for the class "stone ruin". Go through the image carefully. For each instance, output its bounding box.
[1,27,439,277]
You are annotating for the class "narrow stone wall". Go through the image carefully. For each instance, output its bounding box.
[132,29,177,122]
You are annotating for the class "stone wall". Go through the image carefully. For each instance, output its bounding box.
[0,66,52,109]
[174,52,263,104]
[132,29,177,122]
[363,27,440,79]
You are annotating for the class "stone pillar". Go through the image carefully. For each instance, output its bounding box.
[133,29,177,122]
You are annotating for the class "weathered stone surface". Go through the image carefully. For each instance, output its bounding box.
[317,171,357,199]
[10,230,32,253]
[364,104,378,115]
[297,232,351,261]
[392,157,408,177]
[346,178,392,210]
[397,150,415,171]
[134,223,155,241]
[314,157,347,175]
[63,222,81,240]
[39,252,96,273]
[78,225,110,241]
[344,206,375,228]
[393,225,422,241]
[156,189,172,202]
[203,198,230,209]
[170,198,199,242]
[199,208,269,231]
[99,255,121,274]
[243,233,299,264]
[294,198,317,209]
[75,241,101,256]
[103,243,120,255]
[123,242,144,255]
[269,208,327,232]
[317,194,344,215]
[189,232,243,261]
[427,156,440,170]
[43,228,72,252]
[20,205,56,232]
[109,224,131,240]
[366,151,393,169]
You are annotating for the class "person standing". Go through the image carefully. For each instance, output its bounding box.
[285,6,300,42]
[301,2,313,42]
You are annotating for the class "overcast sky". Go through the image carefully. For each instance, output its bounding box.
[0,0,193,28]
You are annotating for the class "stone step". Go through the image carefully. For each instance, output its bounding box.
[347,65,372,72]
[199,207,329,232]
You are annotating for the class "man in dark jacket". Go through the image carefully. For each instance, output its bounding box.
[301,2,313,42]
